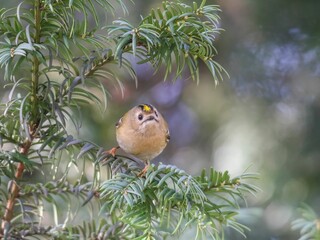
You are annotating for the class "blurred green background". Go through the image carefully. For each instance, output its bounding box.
[1,0,320,239]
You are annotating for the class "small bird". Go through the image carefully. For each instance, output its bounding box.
[107,104,170,175]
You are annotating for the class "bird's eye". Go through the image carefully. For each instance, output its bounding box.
[138,114,143,120]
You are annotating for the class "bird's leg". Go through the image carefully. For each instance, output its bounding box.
[138,161,150,177]
[104,146,120,157]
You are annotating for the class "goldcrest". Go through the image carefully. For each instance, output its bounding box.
[107,104,170,174]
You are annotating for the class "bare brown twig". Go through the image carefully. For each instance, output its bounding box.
[0,140,31,235]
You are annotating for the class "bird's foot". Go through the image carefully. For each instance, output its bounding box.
[104,146,119,157]
[138,164,149,177]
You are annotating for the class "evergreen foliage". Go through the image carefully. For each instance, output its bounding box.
[0,0,256,239]
[292,204,320,240]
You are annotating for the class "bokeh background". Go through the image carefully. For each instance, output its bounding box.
[1,0,320,239]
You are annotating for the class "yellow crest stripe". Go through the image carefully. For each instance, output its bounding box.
[139,104,153,112]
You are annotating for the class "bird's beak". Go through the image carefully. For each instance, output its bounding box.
[143,115,158,123]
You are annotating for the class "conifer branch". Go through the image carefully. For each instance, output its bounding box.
[0,1,256,239]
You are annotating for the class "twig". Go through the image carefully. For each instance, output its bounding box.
[0,140,31,235]
[0,0,42,235]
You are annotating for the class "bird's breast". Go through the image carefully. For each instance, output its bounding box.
[116,125,168,162]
